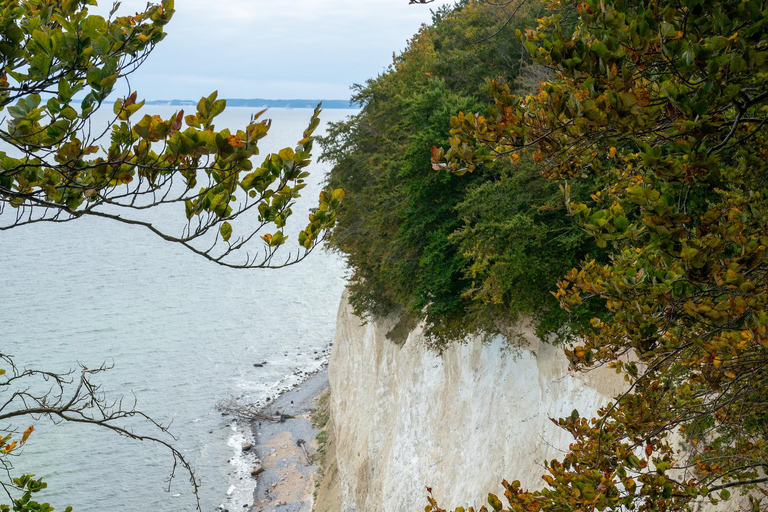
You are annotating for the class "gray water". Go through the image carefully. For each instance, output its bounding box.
[0,106,354,511]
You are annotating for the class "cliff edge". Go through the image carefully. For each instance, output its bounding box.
[324,291,625,512]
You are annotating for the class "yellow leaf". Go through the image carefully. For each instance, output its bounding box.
[21,425,33,444]
[228,135,244,148]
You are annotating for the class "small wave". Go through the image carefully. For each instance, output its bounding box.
[222,349,331,509]
[224,419,259,509]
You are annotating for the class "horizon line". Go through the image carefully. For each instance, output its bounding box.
[74,97,359,108]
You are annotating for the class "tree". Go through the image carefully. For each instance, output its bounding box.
[0,359,192,512]
[431,0,768,510]
[1,0,341,509]
[321,0,605,347]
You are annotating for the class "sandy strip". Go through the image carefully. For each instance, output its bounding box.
[245,370,329,512]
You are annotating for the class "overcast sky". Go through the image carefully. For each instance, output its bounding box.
[106,0,454,100]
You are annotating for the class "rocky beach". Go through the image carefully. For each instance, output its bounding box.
[233,371,330,512]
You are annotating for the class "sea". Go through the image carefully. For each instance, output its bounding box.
[0,105,356,511]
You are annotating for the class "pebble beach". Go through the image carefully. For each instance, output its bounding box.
[222,370,330,512]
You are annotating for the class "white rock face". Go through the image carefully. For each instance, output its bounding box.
[328,291,626,512]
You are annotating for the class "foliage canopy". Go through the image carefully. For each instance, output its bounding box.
[430,0,768,510]
[0,0,341,266]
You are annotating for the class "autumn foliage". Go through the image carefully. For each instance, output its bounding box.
[0,0,341,268]
[433,0,768,510]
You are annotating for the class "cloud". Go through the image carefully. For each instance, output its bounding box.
[101,0,452,99]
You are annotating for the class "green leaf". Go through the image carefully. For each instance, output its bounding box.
[488,493,503,511]
[592,40,610,60]
[86,66,103,88]
[730,54,747,74]
[185,114,200,128]
[60,106,77,121]
[220,221,233,242]
[197,95,208,117]
[46,96,61,113]
[27,94,41,110]
[46,119,70,139]
[7,105,27,119]
[92,36,111,55]
[31,29,51,52]
[614,216,629,231]
[278,147,295,162]
[58,79,73,102]
[209,98,226,118]
[691,100,708,117]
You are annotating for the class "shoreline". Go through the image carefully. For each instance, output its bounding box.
[241,369,330,512]
[218,346,332,512]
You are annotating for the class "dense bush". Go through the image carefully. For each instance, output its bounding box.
[320,1,607,346]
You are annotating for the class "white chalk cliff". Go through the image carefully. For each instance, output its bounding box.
[327,291,625,512]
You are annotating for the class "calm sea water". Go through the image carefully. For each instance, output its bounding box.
[0,106,355,511]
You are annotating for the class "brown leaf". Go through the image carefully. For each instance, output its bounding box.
[124,91,138,107]
[169,110,184,136]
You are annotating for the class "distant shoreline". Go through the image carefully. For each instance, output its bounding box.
[75,98,358,109]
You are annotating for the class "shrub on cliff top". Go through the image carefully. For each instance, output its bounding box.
[321,0,607,347]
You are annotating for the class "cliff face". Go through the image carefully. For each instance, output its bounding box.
[327,291,625,512]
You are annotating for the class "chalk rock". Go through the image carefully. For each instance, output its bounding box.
[328,290,625,512]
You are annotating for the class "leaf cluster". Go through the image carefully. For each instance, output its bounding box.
[1,1,344,509]
[0,473,71,512]
[1,1,342,268]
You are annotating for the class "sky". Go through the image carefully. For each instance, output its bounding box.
[104,0,455,101]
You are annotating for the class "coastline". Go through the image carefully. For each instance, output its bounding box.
[240,369,330,512]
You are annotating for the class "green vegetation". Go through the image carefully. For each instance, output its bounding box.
[0,1,341,509]
[324,0,768,509]
[311,390,342,512]
[428,0,768,510]
[321,0,606,346]
[311,391,331,470]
